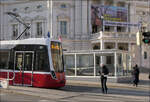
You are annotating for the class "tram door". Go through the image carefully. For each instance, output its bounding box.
[14,51,34,86]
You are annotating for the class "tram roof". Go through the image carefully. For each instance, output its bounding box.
[0,38,60,45]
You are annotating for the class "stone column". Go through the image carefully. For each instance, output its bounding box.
[115,42,118,49]
[100,39,104,50]
[100,39,104,64]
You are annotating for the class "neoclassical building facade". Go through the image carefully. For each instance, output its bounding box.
[0,0,150,68]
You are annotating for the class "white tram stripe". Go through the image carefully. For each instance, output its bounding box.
[0,69,51,74]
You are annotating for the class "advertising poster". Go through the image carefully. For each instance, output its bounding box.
[91,5,128,26]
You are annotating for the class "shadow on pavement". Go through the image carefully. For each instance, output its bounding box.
[60,85,149,97]
[119,79,150,86]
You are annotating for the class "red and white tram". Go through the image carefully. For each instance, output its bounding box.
[0,38,65,88]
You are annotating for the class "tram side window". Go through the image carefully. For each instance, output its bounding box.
[8,51,14,70]
[35,50,50,72]
[0,51,9,69]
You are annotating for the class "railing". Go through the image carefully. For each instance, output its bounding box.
[7,70,15,81]
[0,71,15,88]
[69,34,90,40]
[90,31,136,40]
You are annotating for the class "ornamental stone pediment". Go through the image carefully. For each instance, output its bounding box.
[57,14,70,21]
[34,15,46,20]
[22,16,32,21]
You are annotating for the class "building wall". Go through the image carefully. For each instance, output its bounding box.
[0,0,150,68]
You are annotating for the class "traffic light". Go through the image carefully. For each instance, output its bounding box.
[143,38,150,43]
[142,32,150,44]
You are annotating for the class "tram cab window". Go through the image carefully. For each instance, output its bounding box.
[0,51,9,69]
[51,41,64,72]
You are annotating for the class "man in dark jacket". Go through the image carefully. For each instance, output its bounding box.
[99,64,109,94]
[132,64,140,87]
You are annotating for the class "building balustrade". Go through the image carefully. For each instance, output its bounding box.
[69,34,90,40]
[90,31,136,40]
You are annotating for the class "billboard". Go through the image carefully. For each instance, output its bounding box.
[91,5,128,26]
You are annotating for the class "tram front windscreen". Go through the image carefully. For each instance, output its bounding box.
[51,41,64,73]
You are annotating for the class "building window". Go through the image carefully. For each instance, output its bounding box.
[36,5,43,11]
[144,52,147,59]
[61,4,67,8]
[117,26,126,32]
[37,5,42,9]
[60,21,67,35]
[37,22,42,36]
[117,2,125,7]
[119,46,124,50]
[105,26,110,31]
[12,24,18,37]
[93,45,100,50]
[13,8,17,12]
[117,26,122,32]
[25,7,29,11]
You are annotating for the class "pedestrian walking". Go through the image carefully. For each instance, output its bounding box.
[132,64,140,87]
[99,64,109,94]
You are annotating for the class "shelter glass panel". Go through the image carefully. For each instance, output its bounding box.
[76,54,94,76]
[64,55,75,76]
[117,53,123,76]
[117,53,131,76]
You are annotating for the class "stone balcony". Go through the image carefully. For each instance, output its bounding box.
[90,31,136,42]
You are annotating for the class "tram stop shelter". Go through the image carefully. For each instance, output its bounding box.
[64,49,132,83]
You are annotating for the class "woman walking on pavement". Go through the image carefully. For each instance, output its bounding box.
[99,64,109,94]
[132,64,140,87]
